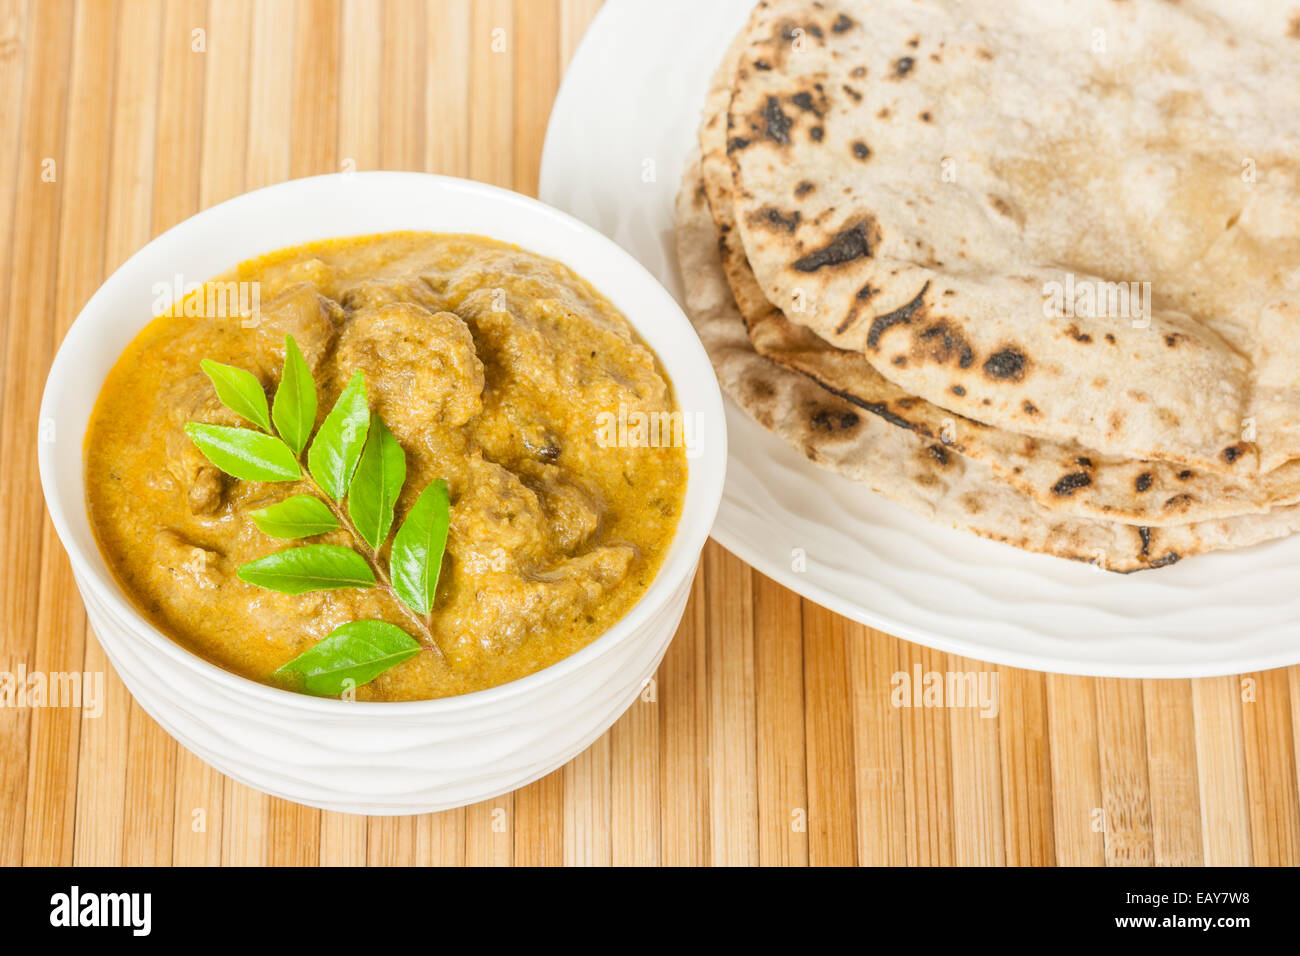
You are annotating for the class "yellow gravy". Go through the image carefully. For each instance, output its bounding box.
[85,232,687,700]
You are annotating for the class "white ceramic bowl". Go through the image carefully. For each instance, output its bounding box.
[39,172,726,814]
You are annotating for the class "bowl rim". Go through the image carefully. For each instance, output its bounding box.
[39,170,727,714]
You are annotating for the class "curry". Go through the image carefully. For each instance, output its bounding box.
[85,232,687,700]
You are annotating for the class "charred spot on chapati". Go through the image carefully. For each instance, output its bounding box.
[982,348,1027,382]
[861,281,930,342]
[756,207,801,232]
[810,407,860,431]
[916,320,974,368]
[793,222,877,274]
[1052,472,1092,496]
[790,91,818,113]
[762,96,793,143]
[793,367,921,434]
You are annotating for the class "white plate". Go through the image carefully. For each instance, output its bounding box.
[539,0,1300,677]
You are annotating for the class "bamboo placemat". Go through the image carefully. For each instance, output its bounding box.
[2,0,1298,866]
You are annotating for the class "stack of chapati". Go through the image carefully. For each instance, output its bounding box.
[675,0,1300,570]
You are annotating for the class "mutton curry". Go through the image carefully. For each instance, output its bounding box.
[85,232,687,700]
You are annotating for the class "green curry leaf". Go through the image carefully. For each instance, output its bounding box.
[347,414,406,551]
[390,478,451,616]
[249,494,339,539]
[307,369,370,501]
[237,544,375,594]
[189,348,451,672]
[271,335,317,456]
[200,359,272,432]
[185,423,301,482]
[273,620,420,696]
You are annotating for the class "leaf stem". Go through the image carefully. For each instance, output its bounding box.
[298,467,446,661]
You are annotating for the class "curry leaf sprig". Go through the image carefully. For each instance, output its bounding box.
[184,335,451,696]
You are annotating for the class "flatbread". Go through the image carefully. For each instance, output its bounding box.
[676,153,1300,571]
[725,0,1300,475]
[696,25,1300,526]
